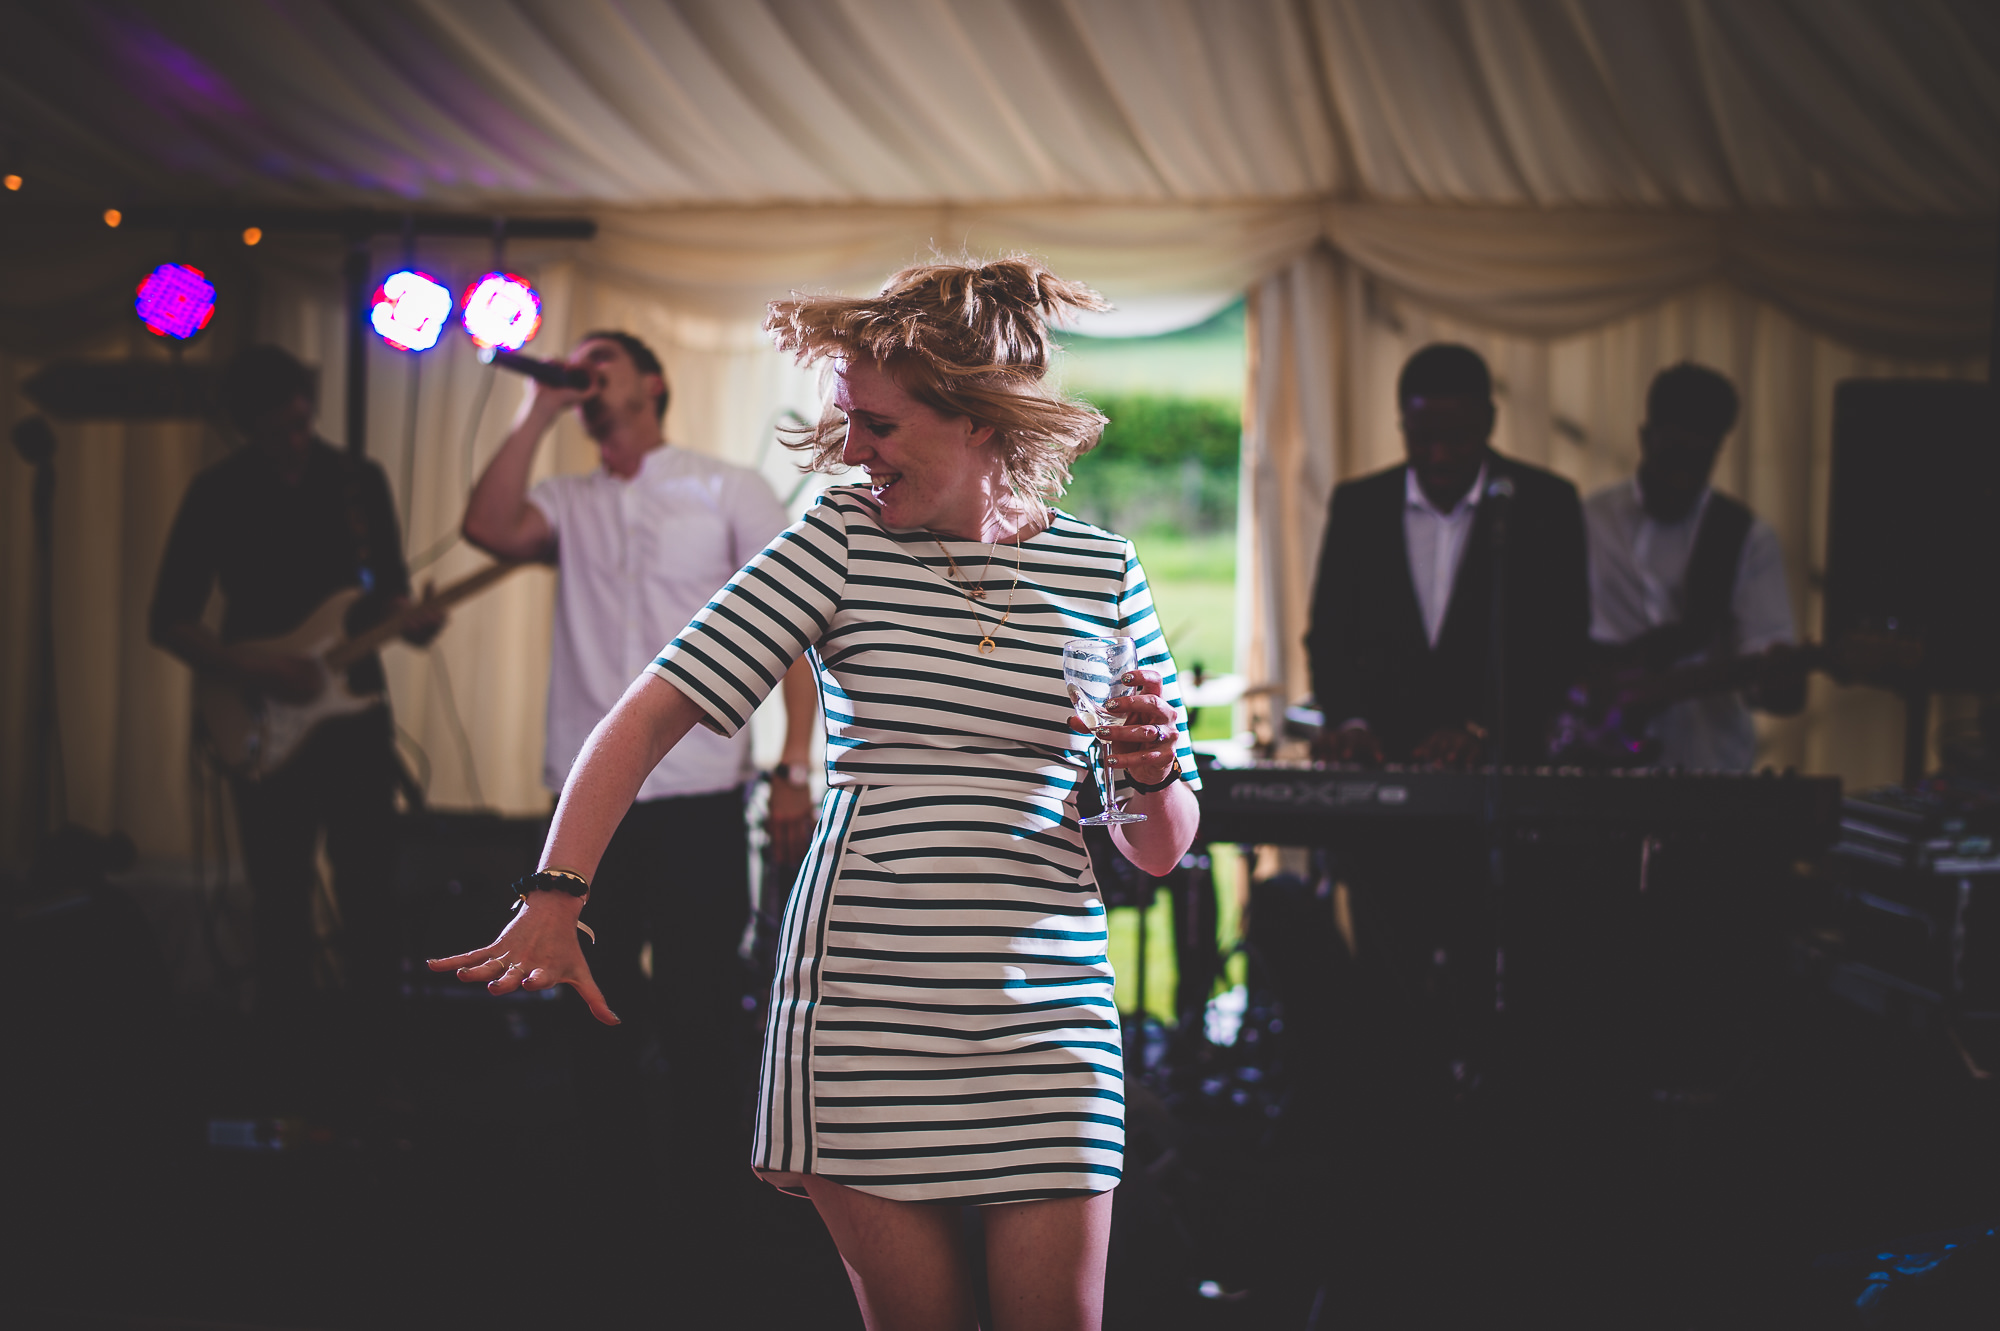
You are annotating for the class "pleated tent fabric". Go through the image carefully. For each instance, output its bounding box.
[0,1,1994,861]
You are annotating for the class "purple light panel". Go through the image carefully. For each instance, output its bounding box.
[370,270,453,352]
[135,263,217,340]
[462,272,542,351]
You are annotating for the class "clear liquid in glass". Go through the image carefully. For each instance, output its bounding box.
[1063,636,1147,827]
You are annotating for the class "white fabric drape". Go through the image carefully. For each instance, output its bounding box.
[1,202,1992,864]
[2,1,1996,864]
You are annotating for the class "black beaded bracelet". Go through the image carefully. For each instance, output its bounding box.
[1125,768,1183,796]
[514,868,590,898]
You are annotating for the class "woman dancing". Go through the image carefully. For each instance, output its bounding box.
[432,257,1200,1331]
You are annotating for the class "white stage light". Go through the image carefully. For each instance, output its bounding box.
[370,269,453,352]
[461,271,542,352]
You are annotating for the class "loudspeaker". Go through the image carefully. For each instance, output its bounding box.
[1825,379,2000,690]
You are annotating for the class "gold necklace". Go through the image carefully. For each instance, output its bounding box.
[935,535,1022,654]
[931,538,1000,600]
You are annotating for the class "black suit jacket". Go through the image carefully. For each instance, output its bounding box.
[1305,452,1589,764]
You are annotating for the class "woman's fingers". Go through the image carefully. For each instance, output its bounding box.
[457,952,513,982]
[1120,668,1165,696]
[569,970,621,1026]
[487,958,536,995]
[428,945,496,972]
[422,929,617,1022]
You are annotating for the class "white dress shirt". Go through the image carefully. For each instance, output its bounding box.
[1584,480,1795,771]
[529,445,789,801]
[1404,462,1488,648]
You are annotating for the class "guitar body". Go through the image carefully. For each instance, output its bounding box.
[197,589,382,780]
[193,560,524,782]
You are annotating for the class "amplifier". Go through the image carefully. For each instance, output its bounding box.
[1829,786,2000,1011]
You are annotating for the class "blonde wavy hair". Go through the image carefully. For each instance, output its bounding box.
[764,256,1111,505]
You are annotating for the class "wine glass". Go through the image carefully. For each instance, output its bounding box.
[1064,636,1147,827]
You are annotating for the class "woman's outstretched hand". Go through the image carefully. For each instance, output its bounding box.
[427,892,621,1026]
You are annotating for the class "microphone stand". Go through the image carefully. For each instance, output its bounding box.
[1482,474,1515,1086]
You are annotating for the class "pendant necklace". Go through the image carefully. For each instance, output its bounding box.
[935,534,1022,654]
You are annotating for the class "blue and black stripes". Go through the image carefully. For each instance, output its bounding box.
[655,488,1193,1205]
[647,488,1201,799]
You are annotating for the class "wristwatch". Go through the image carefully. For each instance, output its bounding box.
[770,762,812,788]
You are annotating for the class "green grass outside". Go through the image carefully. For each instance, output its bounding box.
[1061,304,1251,1021]
[1107,844,1250,1023]
[1131,529,1235,739]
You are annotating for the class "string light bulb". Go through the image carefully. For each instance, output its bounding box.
[3,174,20,192]
[242,226,263,246]
[103,208,122,228]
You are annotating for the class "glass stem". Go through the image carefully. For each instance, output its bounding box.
[1097,737,1119,815]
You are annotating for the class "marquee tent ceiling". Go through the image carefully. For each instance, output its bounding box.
[2,0,1996,216]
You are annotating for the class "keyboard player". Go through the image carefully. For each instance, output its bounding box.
[1305,344,1589,766]
[1296,344,1589,1101]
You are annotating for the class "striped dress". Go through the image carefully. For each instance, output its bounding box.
[648,485,1199,1205]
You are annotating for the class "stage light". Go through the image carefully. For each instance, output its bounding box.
[135,262,217,340]
[461,271,542,352]
[242,226,262,246]
[369,269,453,352]
[103,208,122,228]
[4,174,20,191]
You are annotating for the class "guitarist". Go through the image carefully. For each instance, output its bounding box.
[1582,362,1806,771]
[149,344,443,1020]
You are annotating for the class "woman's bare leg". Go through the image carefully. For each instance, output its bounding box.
[982,1189,1114,1331]
[803,1175,978,1331]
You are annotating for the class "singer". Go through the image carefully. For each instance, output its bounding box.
[1305,343,1587,770]
[461,330,820,1236]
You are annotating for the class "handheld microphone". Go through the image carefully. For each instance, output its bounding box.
[481,348,592,391]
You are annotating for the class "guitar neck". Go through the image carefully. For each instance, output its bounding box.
[326,561,524,669]
[1623,641,1825,709]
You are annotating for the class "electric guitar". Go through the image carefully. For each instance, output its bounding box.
[197,561,524,780]
[1547,629,1923,768]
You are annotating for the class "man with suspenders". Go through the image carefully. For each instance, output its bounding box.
[1583,362,1807,770]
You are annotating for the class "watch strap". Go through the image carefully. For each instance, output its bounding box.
[1125,768,1183,796]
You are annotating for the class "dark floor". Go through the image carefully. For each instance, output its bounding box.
[7,864,1998,1330]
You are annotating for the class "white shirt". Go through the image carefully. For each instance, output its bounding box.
[1584,480,1795,771]
[529,445,789,800]
[1404,462,1488,648]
